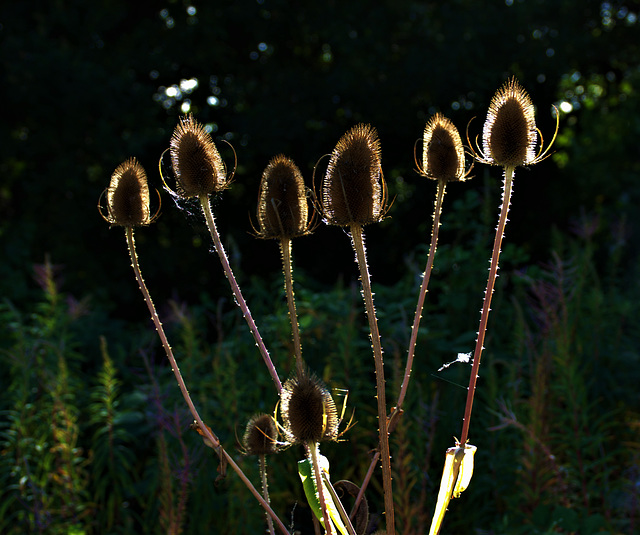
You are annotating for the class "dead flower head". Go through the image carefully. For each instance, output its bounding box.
[255,154,313,239]
[169,114,228,198]
[321,123,388,226]
[242,413,279,456]
[419,113,471,182]
[280,371,339,445]
[471,77,557,169]
[100,157,159,227]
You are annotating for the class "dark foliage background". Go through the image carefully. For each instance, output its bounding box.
[1,0,639,533]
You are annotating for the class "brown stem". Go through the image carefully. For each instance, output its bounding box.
[199,195,282,392]
[280,237,304,377]
[459,167,514,446]
[349,224,395,535]
[124,226,289,535]
[259,455,276,535]
[396,179,447,411]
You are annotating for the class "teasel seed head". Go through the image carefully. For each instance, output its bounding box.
[420,113,470,182]
[322,123,387,226]
[481,77,537,168]
[280,371,339,444]
[256,154,312,239]
[242,413,279,456]
[101,157,156,227]
[169,114,227,198]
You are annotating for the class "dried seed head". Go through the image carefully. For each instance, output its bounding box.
[281,372,339,444]
[422,113,467,182]
[242,413,279,456]
[482,77,537,168]
[104,158,152,227]
[170,114,227,197]
[256,154,310,239]
[322,123,386,226]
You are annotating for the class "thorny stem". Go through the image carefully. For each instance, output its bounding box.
[125,226,289,535]
[199,195,282,392]
[397,178,447,411]
[259,455,276,535]
[280,237,304,377]
[349,224,395,535]
[459,167,514,446]
[309,443,334,535]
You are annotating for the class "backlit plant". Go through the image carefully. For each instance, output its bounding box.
[100,77,558,534]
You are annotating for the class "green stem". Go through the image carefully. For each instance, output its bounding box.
[199,195,282,392]
[459,167,514,446]
[124,226,289,535]
[349,224,395,535]
[280,237,304,377]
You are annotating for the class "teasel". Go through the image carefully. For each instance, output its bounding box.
[255,155,315,377]
[459,77,558,447]
[320,123,395,534]
[243,414,280,535]
[280,371,346,535]
[100,160,290,534]
[394,114,473,421]
[163,114,282,393]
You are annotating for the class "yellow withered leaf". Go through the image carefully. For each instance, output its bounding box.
[428,443,477,535]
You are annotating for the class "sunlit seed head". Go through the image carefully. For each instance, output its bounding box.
[422,113,466,182]
[482,77,537,168]
[242,413,279,456]
[106,158,151,227]
[323,123,385,226]
[281,372,339,444]
[256,154,310,239]
[170,114,226,198]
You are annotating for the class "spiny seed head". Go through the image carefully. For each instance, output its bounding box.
[242,413,279,456]
[170,114,227,198]
[281,372,339,444]
[482,77,537,168]
[322,123,386,226]
[422,113,467,182]
[105,158,152,227]
[256,154,310,239]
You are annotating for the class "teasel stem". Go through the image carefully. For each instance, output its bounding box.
[280,237,304,377]
[308,443,334,535]
[459,167,514,446]
[124,226,289,535]
[349,223,395,535]
[199,194,282,392]
[397,178,447,411]
[258,455,276,535]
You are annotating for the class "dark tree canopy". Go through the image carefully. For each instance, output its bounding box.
[1,0,638,308]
